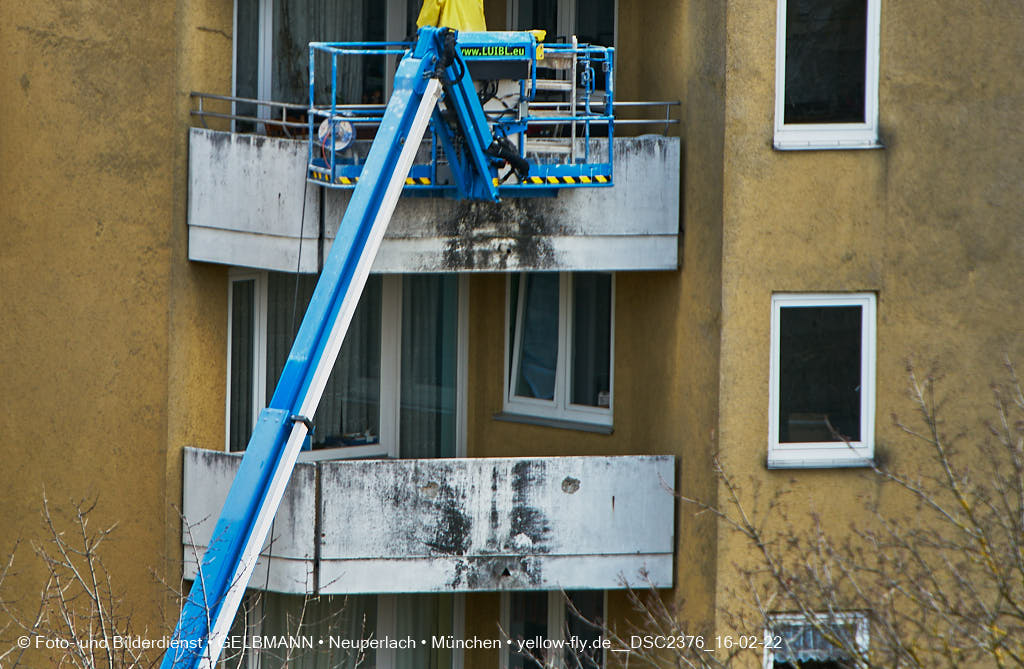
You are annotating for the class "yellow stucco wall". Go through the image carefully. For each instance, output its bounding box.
[457,2,726,665]
[712,0,1024,662]
[0,0,232,651]
[10,0,1020,664]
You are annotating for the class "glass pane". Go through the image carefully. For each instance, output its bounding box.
[407,0,421,38]
[229,280,255,452]
[514,274,560,401]
[574,0,614,95]
[784,0,867,124]
[400,275,458,459]
[517,0,558,36]
[273,0,386,105]
[508,592,548,669]
[234,0,260,131]
[394,594,454,669]
[257,592,377,668]
[222,592,258,668]
[575,0,615,46]
[265,272,382,450]
[570,273,611,408]
[775,661,850,669]
[508,275,520,376]
[773,619,857,668]
[778,306,862,443]
[565,591,603,669]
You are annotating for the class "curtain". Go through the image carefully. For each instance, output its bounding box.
[258,593,378,668]
[569,273,611,408]
[393,594,454,669]
[230,280,256,452]
[265,273,382,449]
[400,275,458,459]
[508,592,548,669]
[514,273,559,400]
[273,0,374,105]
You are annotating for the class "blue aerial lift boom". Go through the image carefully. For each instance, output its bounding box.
[163,25,614,669]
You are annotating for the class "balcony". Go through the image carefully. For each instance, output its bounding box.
[181,448,675,594]
[186,96,680,274]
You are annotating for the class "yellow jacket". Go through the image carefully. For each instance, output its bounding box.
[416,0,487,32]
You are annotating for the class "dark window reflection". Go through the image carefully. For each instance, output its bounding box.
[565,591,603,669]
[509,592,548,669]
[779,306,862,442]
[571,273,612,409]
[784,0,867,124]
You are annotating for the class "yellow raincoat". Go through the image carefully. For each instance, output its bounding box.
[416,0,487,32]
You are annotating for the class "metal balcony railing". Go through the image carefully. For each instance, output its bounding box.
[189,92,679,137]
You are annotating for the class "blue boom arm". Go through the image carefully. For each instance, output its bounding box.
[161,26,500,669]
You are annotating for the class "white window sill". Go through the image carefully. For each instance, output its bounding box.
[493,412,614,435]
[767,449,874,470]
[773,137,884,151]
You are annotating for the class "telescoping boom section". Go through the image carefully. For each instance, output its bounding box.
[163,26,614,669]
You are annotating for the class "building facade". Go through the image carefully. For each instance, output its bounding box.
[1,0,1021,668]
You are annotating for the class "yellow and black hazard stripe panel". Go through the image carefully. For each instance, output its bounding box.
[309,171,362,185]
[522,175,608,185]
[405,177,432,185]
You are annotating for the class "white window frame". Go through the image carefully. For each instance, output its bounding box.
[768,293,876,468]
[773,0,882,150]
[503,273,614,428]
[763,612,869,669]
[500,591,607,669]
[226,271,268,452]
[226,271,468,461]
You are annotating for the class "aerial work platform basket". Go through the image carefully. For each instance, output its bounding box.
[307,31,615,196]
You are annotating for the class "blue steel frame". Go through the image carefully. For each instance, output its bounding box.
[307,32,615,196]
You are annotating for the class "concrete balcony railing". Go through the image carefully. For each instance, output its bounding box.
[181,448,675,595]
[186,124,680,274]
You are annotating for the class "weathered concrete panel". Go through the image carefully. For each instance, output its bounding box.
[188,130,321,273]
[318,455,675,593]
[181,448,318,593]
[187,128,679,272]
[318,554,672,594]
[182,449,675,594]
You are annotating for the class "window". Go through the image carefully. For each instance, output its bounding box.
[232,0,417,127]
[773,0,881,149]
[227,271,463,460]
[509,0,616,47]
[504,273,614,428]
[503,591,605,669]
[229,592,462,668]
[226,593,377,668]
[509,0,616,98]
[769,293,876,468]
[764,612,868,669]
